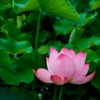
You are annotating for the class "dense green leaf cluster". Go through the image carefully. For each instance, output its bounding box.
[0,0,100,99]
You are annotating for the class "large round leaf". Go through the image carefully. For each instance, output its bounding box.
[0,67,34,86]
[18,0,40,12]
[53,19,73,35]
[53,12,97,35]
[0,49,34,86]
[2,23,30,41]
[76,12,97,28]
[13,0,29,12]
[38,0,80,20]
[0,38,33,55]
[75,36,100,49]
[0,0,29,12]
[19,0,80,21]
[89,0,100,10]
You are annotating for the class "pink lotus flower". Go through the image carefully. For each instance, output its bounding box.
[33,47,95,85]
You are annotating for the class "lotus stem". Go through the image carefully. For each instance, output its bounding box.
[53,85,58,100]
[34,8,42,69]
[33,8,42,100]
[58,85,63,100]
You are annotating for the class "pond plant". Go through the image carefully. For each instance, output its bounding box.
[0,0,100,100]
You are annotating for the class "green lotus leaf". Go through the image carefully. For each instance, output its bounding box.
[38,0,80,20]
[18,0,40,13]
[0,49,34,86]
[0,38,33,55]
[90,0,100,10]
[19,0,80,21]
